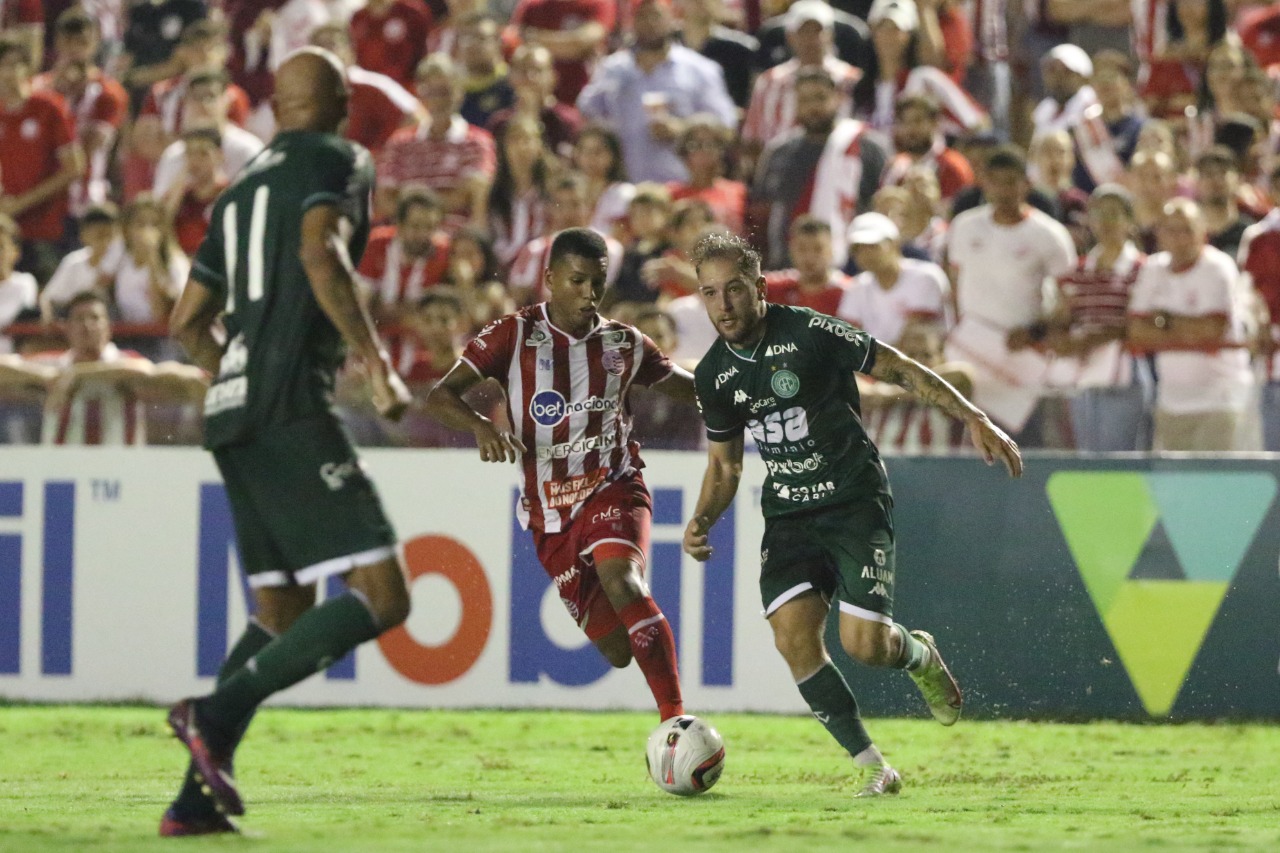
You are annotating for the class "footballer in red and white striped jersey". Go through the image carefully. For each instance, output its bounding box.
[459,302,674,533]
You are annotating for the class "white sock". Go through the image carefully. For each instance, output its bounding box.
[854,745,884,766]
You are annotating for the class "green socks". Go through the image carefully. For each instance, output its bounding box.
[172,620,274,816]
[894,624,929,672]
[202,592,381,736]
[796,662,874,758]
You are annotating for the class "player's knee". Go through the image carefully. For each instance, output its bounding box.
[604,646,632,668]
[772,627,823,671]
[374,584,411,629]
[841,630,895,668]
[595,629,632,668]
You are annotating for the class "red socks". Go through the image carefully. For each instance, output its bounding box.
[619,596,684,721]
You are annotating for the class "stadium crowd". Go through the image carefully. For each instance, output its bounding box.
[1,0,1279,453]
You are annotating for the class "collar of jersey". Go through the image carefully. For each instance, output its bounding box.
[540,302,603,343]
[723,335,764,363]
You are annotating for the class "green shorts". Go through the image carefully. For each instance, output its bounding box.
[758,497,895,624]
[213,415,398,589]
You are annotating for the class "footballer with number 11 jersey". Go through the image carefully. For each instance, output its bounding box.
[425,227,700,724]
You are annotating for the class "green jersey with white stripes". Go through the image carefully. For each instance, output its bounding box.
[191,131,375,450]
[694,304,891,518]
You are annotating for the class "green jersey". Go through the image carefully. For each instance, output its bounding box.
[694,304,891,518]
[191,131,375,450]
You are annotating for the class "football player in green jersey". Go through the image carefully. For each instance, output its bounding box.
[682,233,1021,797]
[162,48,413,834]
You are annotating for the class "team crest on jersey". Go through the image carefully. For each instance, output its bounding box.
[526,328,551,346]
[771,369,800,398]
[603,330,632,349]
[602,349,626,376]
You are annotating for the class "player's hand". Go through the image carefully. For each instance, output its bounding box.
[966,413,1023,478]
[371,368,413,421]
[473,420,525,463]
[682,515,714,562]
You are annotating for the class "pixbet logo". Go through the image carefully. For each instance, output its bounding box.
[0,480,76,676]
[1047,472,1276,716]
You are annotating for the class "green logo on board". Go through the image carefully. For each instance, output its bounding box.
[1046,472,1274,716]
[771,369,800,398]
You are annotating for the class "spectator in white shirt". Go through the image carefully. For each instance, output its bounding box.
[40,204,124,323]
[152,69,266,200]
[839,211,951,344]
[0,215,37,353]
[109,195,189,360]
[1033,44,1098,138]
[1127,199,1254,452]
[944,145,1077,434]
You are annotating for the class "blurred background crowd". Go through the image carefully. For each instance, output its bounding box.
[1,0,1279,454]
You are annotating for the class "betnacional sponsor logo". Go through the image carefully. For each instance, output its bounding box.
[529,391,620,427]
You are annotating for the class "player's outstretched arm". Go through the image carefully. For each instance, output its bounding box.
[683,435,745,562]
[651,365,698,404]
[300,204,411,421]
[171,278,225,376]
[422,362,526,463]
[867,342,1023,478]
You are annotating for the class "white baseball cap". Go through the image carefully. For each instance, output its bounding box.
[847,212,900,246]
[1045,44,1094,78]
[867,0,919,32]
[786,0,835,33]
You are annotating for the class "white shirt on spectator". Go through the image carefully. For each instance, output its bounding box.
[837,258,951,344]
[0,270,37,353]
[1032,85,1099,137]
[947,205,1076,329]
[666,292,718,366]
[152,125,266,199]
[590,182,635,235]
[1128,246,1254,414]
[113,252,190,323]
[42,240,127,310]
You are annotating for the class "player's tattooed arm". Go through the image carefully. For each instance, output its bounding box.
[868,343,1023,477]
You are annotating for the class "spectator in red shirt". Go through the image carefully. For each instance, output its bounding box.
[763,215,853,314]
[377,54,498,228]
[666,115,746,235]
[1,0,44,72]
[162,128,226,258]
[506,0,614,106]
[309,22,422,157]
[0,37,84,285]
[359,188,453,330]
[350,0,436,89]
[487,44,584,160]
[881,93,974,202]
[37,11,129,222]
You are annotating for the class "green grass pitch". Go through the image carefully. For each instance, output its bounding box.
[2,706,1279,852]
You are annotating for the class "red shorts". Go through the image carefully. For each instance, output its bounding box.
[532,474,652,641]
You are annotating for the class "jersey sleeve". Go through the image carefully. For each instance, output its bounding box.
[633,332,674,386]
[459,315,517,381]
[693,363,744,442]
[191,203,227,297]
[803,308,879,375]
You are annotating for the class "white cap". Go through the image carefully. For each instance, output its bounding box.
[867,0,919,32]
[1045,44,1093,78]
[847,212,900,246]
[786,0,835,33]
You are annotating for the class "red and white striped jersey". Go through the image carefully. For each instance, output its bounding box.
[865,399,965,453]
[743,55,861,147]
[460,304,674,533]
[38,344,146,446]
[961,0,1009,63]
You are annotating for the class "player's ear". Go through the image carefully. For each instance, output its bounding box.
[755,276,767,301]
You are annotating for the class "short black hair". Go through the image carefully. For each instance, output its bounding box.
[417,286,464,315]
[986,145,1028,175]
[80,203,119,227]
[794,67,837,91]
[396,187,444,223]
[66,290,110,315]
[691,232,762,282]
[55,9,97,37]
[549,227,608,269]
[1195,144,1240,173]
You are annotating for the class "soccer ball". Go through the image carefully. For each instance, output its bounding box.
[645,715,725,796]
